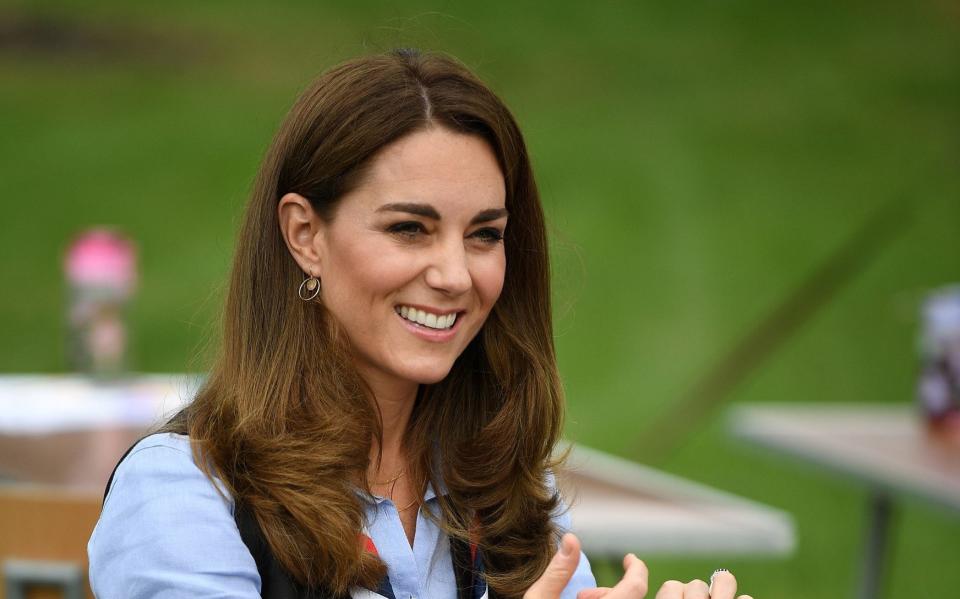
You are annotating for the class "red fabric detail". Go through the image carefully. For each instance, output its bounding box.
[360,533,379,556]
[469,517,480,564]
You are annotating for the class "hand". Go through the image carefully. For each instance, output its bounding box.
[523,533,753,599]
[585,569,754,599]
[524,533,648,599]
[651,570,753,599]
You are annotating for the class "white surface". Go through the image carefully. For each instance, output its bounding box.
[729,402,960,513]
[0,374,796,558]
[0,374,199,434]
[558,444,795,557]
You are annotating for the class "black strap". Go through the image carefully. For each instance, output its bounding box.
[234,504,345,599]
[102,437,494,599]
[101,434,151,506]
[450,532,482,599]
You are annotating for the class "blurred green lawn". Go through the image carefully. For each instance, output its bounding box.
[1,1,958,596]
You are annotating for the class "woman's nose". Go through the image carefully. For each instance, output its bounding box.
[424,241,472,295]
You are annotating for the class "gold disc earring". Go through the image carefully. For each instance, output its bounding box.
[298,274,321,301]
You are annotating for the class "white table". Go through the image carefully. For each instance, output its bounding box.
[557,444,794,558]
[0,374,794,560]
[729,403,960,599]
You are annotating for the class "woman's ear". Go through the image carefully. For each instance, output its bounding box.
[277,193,325,275]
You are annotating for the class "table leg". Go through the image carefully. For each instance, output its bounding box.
[856,491,894,599]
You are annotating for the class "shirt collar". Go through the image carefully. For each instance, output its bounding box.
[354,478,447,505]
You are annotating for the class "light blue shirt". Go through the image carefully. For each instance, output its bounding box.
[88,433,596,598]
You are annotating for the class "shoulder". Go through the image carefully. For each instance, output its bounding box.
[126,431,194,456]
[89,432,261,597]
[102,432,227,506]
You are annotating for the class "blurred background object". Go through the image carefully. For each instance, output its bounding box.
[918,284,960,439]
[64,228,137,378]
[0,1,958,597]
[0,373,195,599]
[729,401,960,599]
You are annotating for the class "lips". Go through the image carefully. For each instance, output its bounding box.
[394,307,464,342]
[395,306,458,330]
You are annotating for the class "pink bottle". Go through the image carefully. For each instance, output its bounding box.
[64,229,138,378]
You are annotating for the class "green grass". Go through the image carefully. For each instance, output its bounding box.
[1,1,958,596]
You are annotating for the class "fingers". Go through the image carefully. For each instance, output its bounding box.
[654,580,684,599]
[524,533,582,599]
[575,561,745,599]
[654,579,712,599]
[654,574,739,599]
[683,579,709,598]
[708,569,737,599]
[602,553,648,598]
[576,588,612,599]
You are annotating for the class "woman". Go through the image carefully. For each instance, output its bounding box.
[88,49,750,599]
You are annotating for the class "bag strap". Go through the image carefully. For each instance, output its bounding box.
[101,434,150,506]
[234,503,347,599]
[103,438,492,598]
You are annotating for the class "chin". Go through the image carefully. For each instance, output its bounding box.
[402,363,455,385]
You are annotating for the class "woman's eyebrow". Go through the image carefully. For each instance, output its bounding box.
[376,202,508,225]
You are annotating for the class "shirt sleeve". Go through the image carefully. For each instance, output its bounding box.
[548,471,599,598]
[87,437,261,599]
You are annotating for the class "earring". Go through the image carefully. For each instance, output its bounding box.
[298,273,321,301]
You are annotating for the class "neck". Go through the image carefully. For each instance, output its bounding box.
[374,387,416,464]
[357,366,419,477]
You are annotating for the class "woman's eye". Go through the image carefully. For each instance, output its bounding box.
[473,228,504,244]
[387,222,504,244]
[388,222,426,238]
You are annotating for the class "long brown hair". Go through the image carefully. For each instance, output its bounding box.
[168,48,566,597]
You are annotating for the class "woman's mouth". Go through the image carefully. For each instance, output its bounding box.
[394,305,465,342]
[395,305,458,330]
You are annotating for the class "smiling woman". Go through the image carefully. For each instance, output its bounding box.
[87,48,595,599]
[85,48,749,599]
[276,128,509,390]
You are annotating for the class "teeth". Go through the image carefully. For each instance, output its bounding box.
[395,306,457,330]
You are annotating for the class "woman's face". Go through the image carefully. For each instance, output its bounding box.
[313,127,508,394]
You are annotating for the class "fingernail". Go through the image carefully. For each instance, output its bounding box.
[560,535,573,557]
[709,568,729,593]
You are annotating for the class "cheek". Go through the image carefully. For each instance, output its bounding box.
[340,239,410,286]
[474,253,506,307]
